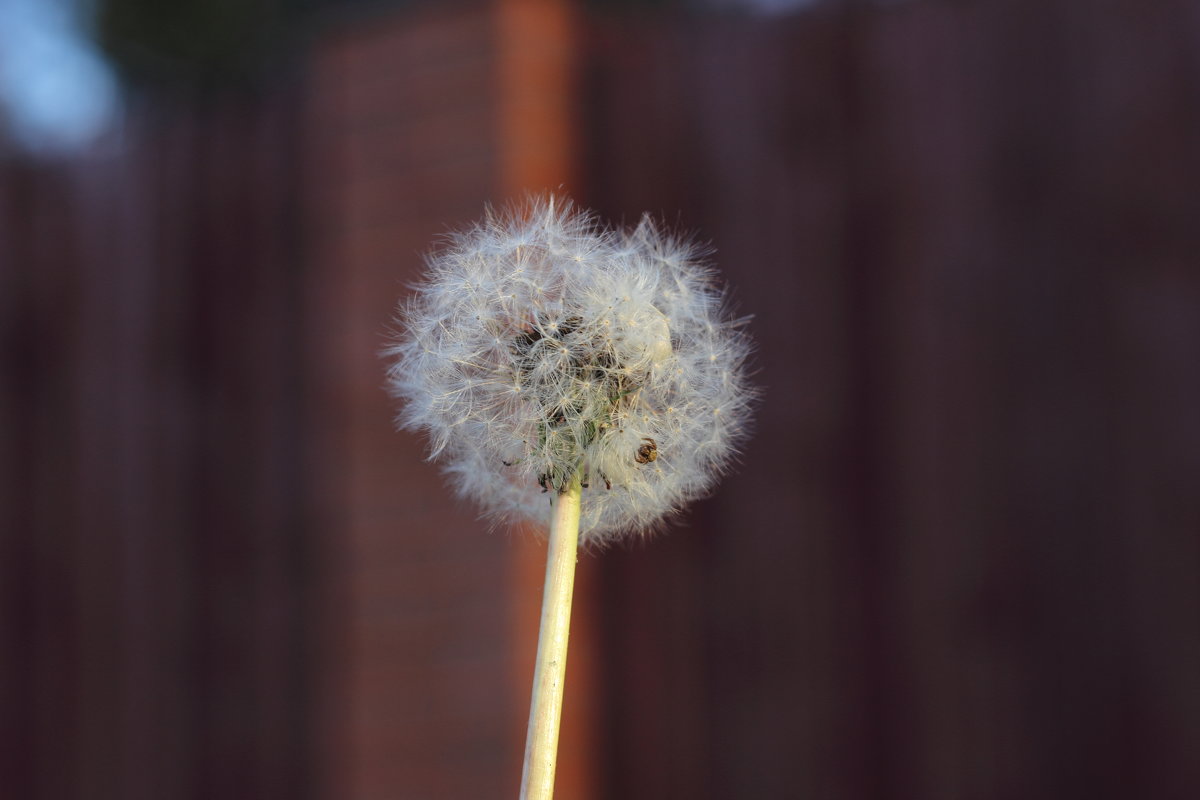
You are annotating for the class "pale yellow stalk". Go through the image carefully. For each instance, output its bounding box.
[518,472,582,800]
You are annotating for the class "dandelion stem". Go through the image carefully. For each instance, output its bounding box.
[519,469,582,800]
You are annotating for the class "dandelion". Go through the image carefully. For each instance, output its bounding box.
[385,195,754,799]
[386,195,754,544]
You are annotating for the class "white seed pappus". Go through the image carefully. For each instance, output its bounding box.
[385,197,754,545]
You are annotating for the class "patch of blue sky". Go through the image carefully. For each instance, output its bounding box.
[0,0,121,155]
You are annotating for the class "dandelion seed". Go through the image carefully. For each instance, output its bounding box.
[385,195,754,546]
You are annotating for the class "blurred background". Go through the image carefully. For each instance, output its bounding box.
[3,0,1199,798]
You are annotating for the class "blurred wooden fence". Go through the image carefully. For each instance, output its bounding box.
[587,4,1200,799]
[0,95,314,799]
[3,1,1199,799]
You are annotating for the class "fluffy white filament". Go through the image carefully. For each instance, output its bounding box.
[385,196,754,545]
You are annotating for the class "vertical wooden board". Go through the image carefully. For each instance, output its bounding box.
[0,165,36,800]
[853,5,1017,799]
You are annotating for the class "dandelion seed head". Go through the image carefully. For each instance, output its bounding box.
[385,196,755,545]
